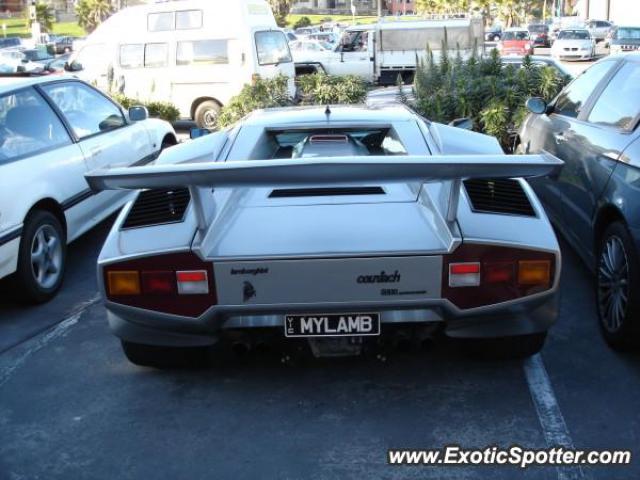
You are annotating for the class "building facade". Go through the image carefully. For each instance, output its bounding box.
[291,0,378,15]
[385,0,414,15]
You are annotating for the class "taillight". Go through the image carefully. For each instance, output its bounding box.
[103,252,217,317]
[442,244,555,309]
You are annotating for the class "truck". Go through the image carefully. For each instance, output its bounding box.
[66,0,295,128]
[293,17,484,85]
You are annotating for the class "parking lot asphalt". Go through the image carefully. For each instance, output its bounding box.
[1,214,639,480]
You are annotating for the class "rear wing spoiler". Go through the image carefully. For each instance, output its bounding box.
[85,154,562,227]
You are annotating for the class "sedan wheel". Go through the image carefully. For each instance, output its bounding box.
[30,224,63,290]
[597,222,640,349]
[15,210,66,303]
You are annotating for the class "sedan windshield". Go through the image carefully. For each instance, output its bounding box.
[558,30,590,40]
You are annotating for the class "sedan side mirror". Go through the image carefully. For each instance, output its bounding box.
[526,97,548,115]
[128,106,148,122]
[448,117,473,130]
[64,61,83,72]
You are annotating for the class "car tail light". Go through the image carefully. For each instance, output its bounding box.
[176,270,209,295]
[449,262,480,287]
[442,244,556,309]
[103,252,217,317]
[108,271,140,296]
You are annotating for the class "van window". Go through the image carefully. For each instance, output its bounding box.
[120,44,144,69]
[255,31,292,66]
[177,40,228,65]
[145,43,168,67]
[148,12,173,32]
[176,10,202,30]
[0,87,71,163]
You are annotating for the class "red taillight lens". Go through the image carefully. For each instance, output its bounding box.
[104,252,217,317]
[141,271,175,295]
[442,244,555,309]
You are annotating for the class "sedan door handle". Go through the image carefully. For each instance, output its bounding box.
[553,132,566,144]
[88,146,104,157]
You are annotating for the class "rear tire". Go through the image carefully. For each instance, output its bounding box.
[121,341,209,369]
[462,332,547,359]
[194,100,220,129]
[15,210,66,303]
[596,222,640,350]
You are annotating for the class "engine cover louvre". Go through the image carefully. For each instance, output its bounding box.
[463,179,535,217]
[122,188,190,229]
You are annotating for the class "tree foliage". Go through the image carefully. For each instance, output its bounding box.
[75,0,114,33]
[413,47,570,152]
[24,2,54,32]
[268,0,291,27]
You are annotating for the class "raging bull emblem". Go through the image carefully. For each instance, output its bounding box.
[243,281,256,302]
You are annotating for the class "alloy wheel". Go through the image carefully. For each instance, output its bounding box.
[30,224,63,290]
[598,235,630,332]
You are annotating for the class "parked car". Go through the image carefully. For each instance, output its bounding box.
[497,28,533,56]
[528,23,551,47]
[294,26,319,36]
[0,76,177,303]
[501,55,573,79]
[608,25,640,53]
[44,53,71,73]
[0,50,42,73]
[485,25,502,42]
[21,48,54,66]
[289,39,334,63]
[86,105,562,368]
[586,19,613,42]
[518,53,640,349]
[307,31,339,46]
[0,37,26,50]
[551,29,596,61]
[52,36,75,54]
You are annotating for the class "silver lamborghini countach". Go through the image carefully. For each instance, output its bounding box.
[86,105,563,368]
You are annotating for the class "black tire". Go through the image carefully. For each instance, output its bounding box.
[596,222,640,350]
[15,210,66,303]
[121,341,209,369]
[461,332,547,360]
[194,100,221,129]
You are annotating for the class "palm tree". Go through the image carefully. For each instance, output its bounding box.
[76,0,114,33]
[24,2,55,32]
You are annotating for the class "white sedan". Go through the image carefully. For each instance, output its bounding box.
[0,75,177,302]
[551,29,596,60]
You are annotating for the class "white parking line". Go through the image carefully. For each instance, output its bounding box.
[524,353,587,480]
[0,293,100,388]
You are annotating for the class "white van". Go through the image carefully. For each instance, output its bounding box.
[68,0,295,128]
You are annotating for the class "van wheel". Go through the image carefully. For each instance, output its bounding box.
[194,100,220,129]
[596,222,640,350]
[461,332,547,359]
[121,341,209,369]
[15,210,66,303]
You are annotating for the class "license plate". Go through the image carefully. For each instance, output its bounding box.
[284,313,380,337]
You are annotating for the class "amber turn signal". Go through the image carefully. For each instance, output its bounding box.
[518,260,551,286]
[107,271,141,296]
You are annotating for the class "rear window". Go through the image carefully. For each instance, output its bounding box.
[616,27,640,39]
[503,31,529,41]
[528,25,547,33]
[255,31,292,65]
[266,128,407,160]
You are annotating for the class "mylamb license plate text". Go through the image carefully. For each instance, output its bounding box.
[284,313,381,337]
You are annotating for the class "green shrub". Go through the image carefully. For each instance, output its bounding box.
[413,46,570,152]
[216,73,367,129]
[111,93,180,123]
[293,16,311,29]
[216,75,294,128]
[296,73,367,105]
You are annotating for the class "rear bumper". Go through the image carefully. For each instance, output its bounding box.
[106,292,559,347]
